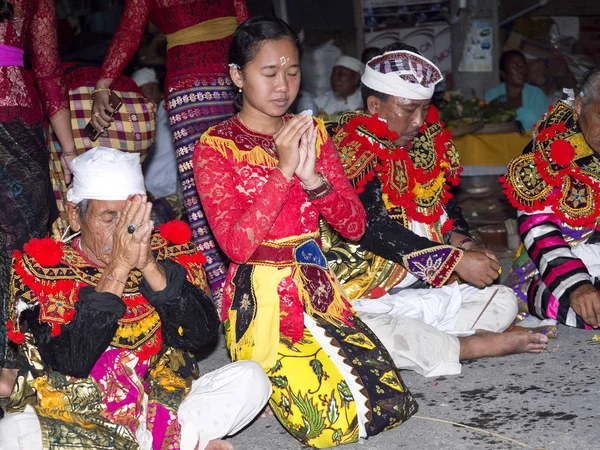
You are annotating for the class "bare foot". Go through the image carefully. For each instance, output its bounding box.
[205,439,234,450]
[259,404,275,418]
[459,330,548,360]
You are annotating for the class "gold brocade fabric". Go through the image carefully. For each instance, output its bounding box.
[503,101,600,229]
[320,220,407,300]
[322,111,458,299]
[332,111,461,218]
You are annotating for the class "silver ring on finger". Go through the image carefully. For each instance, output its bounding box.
[127,222,138,234]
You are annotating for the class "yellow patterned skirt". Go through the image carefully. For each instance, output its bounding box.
[222,237,418,448]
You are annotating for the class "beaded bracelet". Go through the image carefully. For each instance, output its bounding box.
[91,87,111,97]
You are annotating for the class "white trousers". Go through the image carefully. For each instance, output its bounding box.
[356,284,518,378]
[0,361,272,450]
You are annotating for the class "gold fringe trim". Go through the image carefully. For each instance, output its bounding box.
[314,117,327,159]
[201,117,328,167]
[200,134,279,167]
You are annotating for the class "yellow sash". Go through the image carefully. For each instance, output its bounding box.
[166,16,238,50]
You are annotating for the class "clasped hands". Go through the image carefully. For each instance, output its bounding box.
[274,114,321,187]
[106,195,161,281]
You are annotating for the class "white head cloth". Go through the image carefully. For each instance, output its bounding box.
[130,67,158,87]
[334,55,365,75]
[67,147,146,204]
[362,50,443,100]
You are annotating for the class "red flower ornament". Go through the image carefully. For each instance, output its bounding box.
[159,220,193,245]
[23,238,64,267]
[550,140,575,167]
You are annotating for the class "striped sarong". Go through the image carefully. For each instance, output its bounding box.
[167,72,235,310]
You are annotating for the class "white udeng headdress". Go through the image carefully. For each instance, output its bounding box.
[362,50,443,100]
[66,147,146,204]
[334,55,365,75]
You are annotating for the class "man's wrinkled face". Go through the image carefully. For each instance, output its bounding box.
[69,199,128,266]
[331,66,361,99]
[576,94,600,154]
[368,95,431,147]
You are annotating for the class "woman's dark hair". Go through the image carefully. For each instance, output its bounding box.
[0,1,13,22]
[228,16,301,112]
[499,50,525,82]
[360,42,421,107]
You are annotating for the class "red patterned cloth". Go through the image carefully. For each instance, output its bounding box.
[0,0,68,124]
[100,0,249,92]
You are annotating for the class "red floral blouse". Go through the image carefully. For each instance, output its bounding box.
[0,0,68,124]
[193,115,366,264]
[100,0,249,93]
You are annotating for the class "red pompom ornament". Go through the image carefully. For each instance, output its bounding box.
[23,238,64,267]
[549,140,575,167]
[441,219,454,234]
[426,105,440,124]
[6,320,25,345]
[159,220,193,245]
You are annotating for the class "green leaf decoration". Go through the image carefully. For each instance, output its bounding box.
[291,390,326,440]
[299,337,313,345]
[337,380,354,404]
[332,428,343,444]
[327,391,339,424]
[281,338,301,353]
[270,376,288,389]
[281,393,291,410]
[270,360,282,374]
[310,358,323,384]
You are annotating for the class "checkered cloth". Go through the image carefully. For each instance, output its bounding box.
[69,86,155,157]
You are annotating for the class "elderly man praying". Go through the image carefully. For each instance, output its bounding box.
[0,147,271,450]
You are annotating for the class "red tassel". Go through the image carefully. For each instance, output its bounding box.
[51,323,61,337]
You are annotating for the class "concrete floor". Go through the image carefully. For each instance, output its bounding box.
[201,326,599,450]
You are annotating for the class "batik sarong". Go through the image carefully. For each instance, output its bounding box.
[224,235,418,448]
